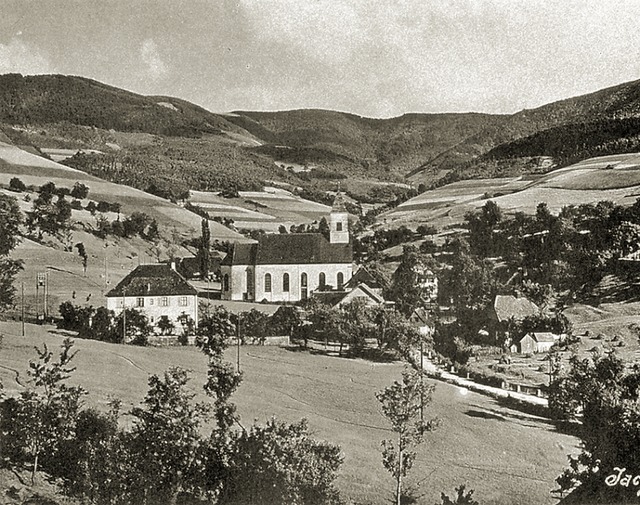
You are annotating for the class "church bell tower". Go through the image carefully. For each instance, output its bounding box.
[329,193,349,244]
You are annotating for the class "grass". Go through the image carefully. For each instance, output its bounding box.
[189,189,331,231]
[0,323,578,505]
[0,142,245,242]
[383,154,640,231]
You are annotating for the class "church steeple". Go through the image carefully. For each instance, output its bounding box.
[329,192,349,244]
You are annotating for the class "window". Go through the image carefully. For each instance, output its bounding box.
[150,316,155,323]
[336,222,343,231]
[161,297,168,307]
[179,296,188,307]
[337,272,344,290]
[283,273,290,292]
[300,273,308,300]
[223,274,229,292]
[246,270,254,294]
[264,273,272,292]
[149,298,154,306]
[136,297,144,307]
[319,272,326,289]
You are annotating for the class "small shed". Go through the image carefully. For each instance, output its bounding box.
[518,332,559,354]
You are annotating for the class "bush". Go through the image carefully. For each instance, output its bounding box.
[85,201,97,214]
[70,182,89,200]
[8,177,26,192]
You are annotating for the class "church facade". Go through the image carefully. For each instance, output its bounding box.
[220,197,353,303]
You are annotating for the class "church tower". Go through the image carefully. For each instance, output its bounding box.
[329,193,349,244]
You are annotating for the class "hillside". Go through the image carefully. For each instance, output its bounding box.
[5,74,640,196]
[384,152,640,229]
[0,325,578,505]
[231,109,506,177]
[410,78,640,184]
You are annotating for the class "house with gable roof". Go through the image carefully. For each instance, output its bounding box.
[517,332,559,354]
[105,263,198,330]
[220,195,353,303]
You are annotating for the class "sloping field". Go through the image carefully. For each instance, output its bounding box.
[385,154,640,228]
[0,141,245,242]
[190,189,331,231]
[0,325,578,505]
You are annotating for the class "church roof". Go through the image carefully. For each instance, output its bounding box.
[222,233,352,266]
[106,264,197,297]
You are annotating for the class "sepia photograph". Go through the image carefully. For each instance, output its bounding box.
[2,1,640,504]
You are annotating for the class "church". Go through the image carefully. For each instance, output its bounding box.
[220,196,353,303]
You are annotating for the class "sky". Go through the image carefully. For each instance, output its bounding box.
[2,0,640,118]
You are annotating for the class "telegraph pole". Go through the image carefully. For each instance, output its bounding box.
[420,337,424,426]
[236,313,241,373]
[122,287,127,343]
[21,282,25,337]
[44,269,49,321]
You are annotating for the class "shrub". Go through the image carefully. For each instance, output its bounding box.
[8,177,26,192]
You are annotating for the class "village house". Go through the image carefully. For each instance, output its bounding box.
[488,294,539,341]
[516,331,560,354]
[313,282,386,307]
[105,263,198,331]
[220,195,353,303]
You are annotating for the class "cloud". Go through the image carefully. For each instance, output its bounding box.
[140,39,168,80]
[0,38,55,75]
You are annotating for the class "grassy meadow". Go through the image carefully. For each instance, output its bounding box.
[383,152,640,230]
[0,323,578,505]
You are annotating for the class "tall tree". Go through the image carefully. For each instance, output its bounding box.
[128,368,210,505]
[387,245,438,317]
[0,339,85,483]
[0,194,24,309]
[200,218,211,279]
[376,369,439,505]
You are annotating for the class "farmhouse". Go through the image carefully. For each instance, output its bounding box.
[221,196,353,302]
[105,263,198,330]
[517,332,559,354]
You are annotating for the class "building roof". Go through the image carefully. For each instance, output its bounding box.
[222,233,352,266]
[344,265,389,290]
[410,307,431,325]
[313,282,384,307]
[105,264,198,297]
[531,332,558,343]
[493,295,539,323]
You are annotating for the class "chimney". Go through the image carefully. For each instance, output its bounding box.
[147,283,151,293]
[170,261,176,271]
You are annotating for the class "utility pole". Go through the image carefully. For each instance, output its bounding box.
[44,269,49,321]
[21,282,25,337]
[122,288,127,343]
[420,337,424,426]
[236,313,241,373]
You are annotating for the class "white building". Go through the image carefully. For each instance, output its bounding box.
[220,196,353,303]
[105,263,198,330]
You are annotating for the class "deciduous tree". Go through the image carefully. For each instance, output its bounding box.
[376,368,439,505]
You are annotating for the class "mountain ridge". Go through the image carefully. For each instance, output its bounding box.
[3,73,640,195]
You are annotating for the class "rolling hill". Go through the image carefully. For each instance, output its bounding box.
[384,152,640,230]
[4,73,640,198]
[409,78,640,184]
